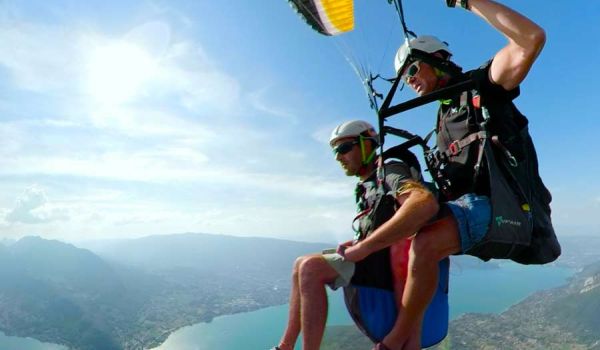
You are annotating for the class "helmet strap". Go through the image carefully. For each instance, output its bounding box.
[434,67,451,89]
[359,135,377,166]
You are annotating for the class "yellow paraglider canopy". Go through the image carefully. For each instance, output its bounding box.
[288,0,354,36]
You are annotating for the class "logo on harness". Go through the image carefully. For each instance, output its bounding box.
[495,215,522,228]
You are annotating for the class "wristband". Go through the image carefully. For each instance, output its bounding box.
[446,0,457,7]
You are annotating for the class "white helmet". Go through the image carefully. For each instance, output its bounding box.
[394,35,452,74]
[329,120,377,146]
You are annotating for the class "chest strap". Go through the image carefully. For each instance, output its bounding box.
[443,131,489,158]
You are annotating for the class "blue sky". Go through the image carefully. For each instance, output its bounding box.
[0,0,598,243]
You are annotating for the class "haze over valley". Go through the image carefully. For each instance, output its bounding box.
[0,233,598,349]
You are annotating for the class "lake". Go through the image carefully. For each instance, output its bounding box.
[152,262,574,350]
[0,262,574,350]
[0,332,68,350]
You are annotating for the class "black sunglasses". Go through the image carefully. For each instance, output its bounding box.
[332,140,359,155]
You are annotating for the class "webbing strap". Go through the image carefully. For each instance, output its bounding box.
[380,79,476,119]
[459,91,469,108]
[352,207,372,240]
[491,135,518,167]
[443,131,488,158]
[423,128,436,145]
[473,136,486,181]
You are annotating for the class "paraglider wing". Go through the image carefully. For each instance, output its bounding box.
[288,0,354,36]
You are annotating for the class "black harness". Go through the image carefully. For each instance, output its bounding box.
[377,71,560,264]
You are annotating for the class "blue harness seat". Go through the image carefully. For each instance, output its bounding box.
[343,247,449,348]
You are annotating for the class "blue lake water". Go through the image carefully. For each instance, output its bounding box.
[152,262,574,350]
[0,333,67,350]
[1,262,574,350]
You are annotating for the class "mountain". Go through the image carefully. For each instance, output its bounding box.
[553,235,600,268]
[9,236,123,295]
[425,263,600,350]
[0,237,126,349]
[0,234,328,350]
[81,232,330,277]
[544,261,600,346]
[429,256,600,349]
[8,233,598,350]
[0,238,16,246]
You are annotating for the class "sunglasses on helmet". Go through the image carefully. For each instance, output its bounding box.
[401,61,421,82]
[332,140,359,155]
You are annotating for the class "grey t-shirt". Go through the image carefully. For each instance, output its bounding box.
[353,162,416,240]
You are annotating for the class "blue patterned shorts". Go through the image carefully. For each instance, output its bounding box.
[446,193,491,253]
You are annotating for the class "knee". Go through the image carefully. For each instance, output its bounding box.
[298,256,327,284]
[292,255,307,277]
[292,255,315,282]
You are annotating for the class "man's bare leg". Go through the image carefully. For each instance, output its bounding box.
[277,256,307,350]
[382,215,461,350]
[277,255,339,350]
[298,256,340,350]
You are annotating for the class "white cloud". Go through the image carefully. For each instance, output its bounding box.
[0,15,240,184]
[191,201,353,243]
[0,151,205,183]
[157,41,241,114]
[312,122,343,145]
[86,105,217,140]
[248,87,298,122]
[0,21,82,92]
[0,10,354,241]
[124,20,172,57]
[0,16,241,116]
[84,41,159,105]
[0,121,25,155]
[79,33,242,115]
[5,186,68,224]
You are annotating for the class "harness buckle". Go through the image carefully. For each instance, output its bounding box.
[448,141,461,156]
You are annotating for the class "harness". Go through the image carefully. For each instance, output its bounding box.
[376,64,560,264]
[425,88,492,199]
[427,82,533,259]
[344,135,449,347]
